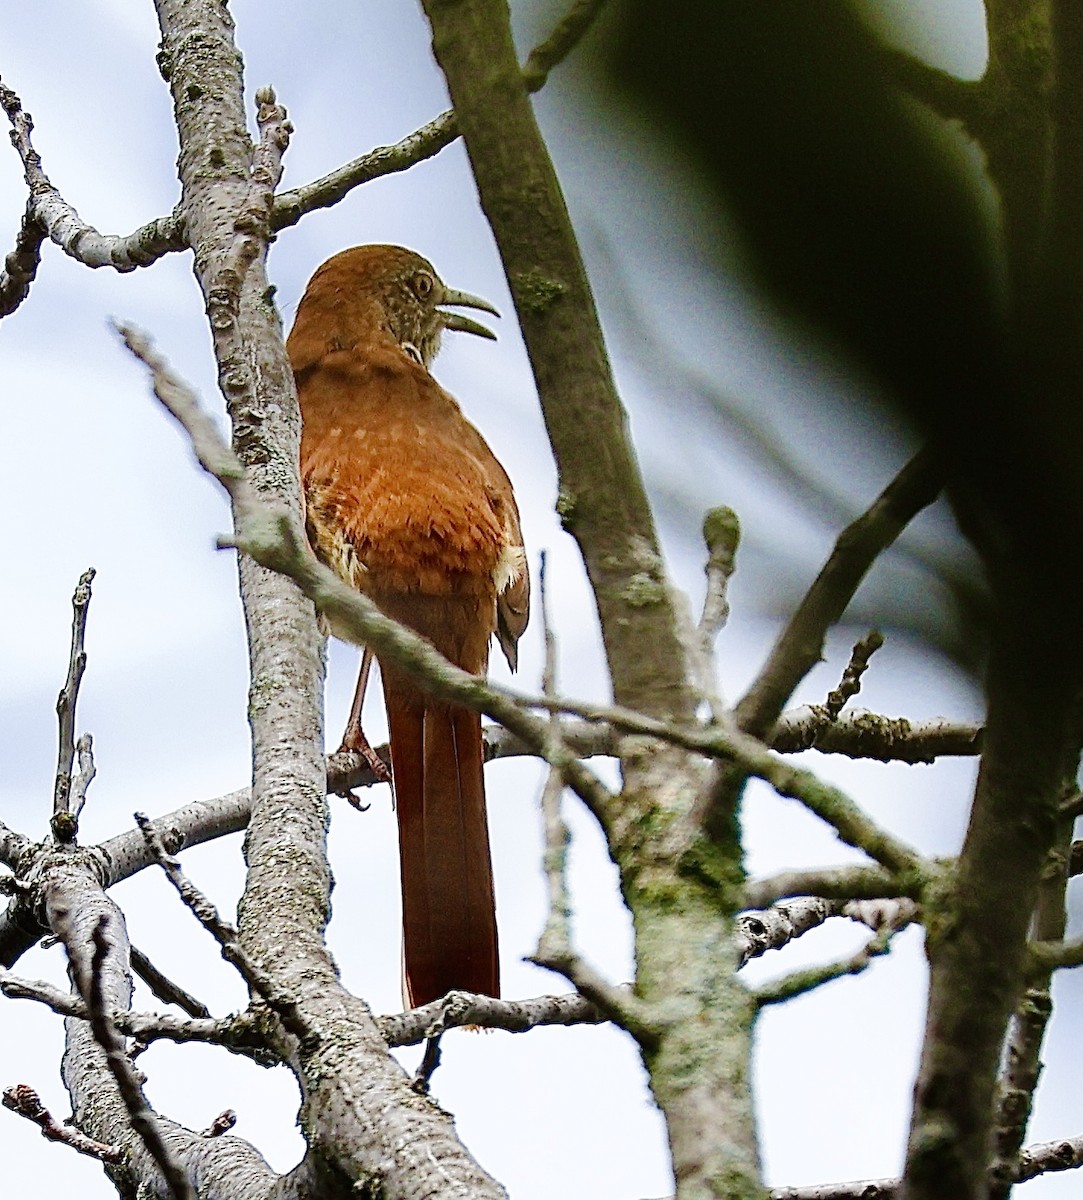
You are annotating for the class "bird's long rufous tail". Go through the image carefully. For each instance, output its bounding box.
[384,674,498,1008]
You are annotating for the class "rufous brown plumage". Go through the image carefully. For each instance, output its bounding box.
[287,244,529,1007]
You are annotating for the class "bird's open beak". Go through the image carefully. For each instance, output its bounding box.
[439,288,500,341]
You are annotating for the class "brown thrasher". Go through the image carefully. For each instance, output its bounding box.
[287,245,529,1007]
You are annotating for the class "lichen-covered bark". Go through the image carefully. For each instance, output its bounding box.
[45,848,278,1199]
[148,2,508,1195]
[976,0,1055,307]
[420,0,697,727]
[902,621,1082,1200]
[901,6,1083,1192]
[420,5,760,1194]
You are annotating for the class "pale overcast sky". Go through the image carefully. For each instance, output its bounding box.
[1,3,1078,1198]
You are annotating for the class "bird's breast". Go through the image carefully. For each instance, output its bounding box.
[301,406,508,599]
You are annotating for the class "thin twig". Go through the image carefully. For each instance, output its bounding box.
[990,824,1072,1196]
[52,568,95,841]
[699,505,740,643]
[328,706,983,795]
[531,765,576,973]
[679,510,736,720]
[821,630,884,720]
[771,707,983,763]
[201,1110,237,1138]
[768,1133,1083,1197]
[135,813,312,1043]
[130,946,212,1019]
[0,204,46,317]
[411,1034,443,1094]
[69,733,96,826]
[379,989,609,1046]
[0,80,184,270]
[1,967,271,1058]
[755,922,906,1007]
[526,557,657,1044]
[2,1083,123,1164]
[250,87,292,226]
[735,446,945,739]
[532,552,574,970]
[273,0,605,230]
[272,111,460,231]
[84,916,195,1200]
[743,866,913,912]
[521,0,608,88]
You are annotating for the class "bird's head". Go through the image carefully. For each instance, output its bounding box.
[293,244,498,370]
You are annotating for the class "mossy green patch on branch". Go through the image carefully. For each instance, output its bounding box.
[702,505,741,554]
[554,486,577,529]
[512,266,567,313]
[622,571,666,607]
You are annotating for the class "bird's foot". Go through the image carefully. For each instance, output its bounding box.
[337,724,393,786]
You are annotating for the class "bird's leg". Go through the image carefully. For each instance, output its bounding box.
[338,645,392,783]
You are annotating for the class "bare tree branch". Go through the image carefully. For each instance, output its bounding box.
[904,629,1083,1196]
[736,447,945,740]
[0,204,45,317]
[98,787,251,888]
[1028,935,1083,972]
[771,708,983,762]
[771,1180,899,1199]
[379,989,609,1046]
[743,866,915,912]
[122,316,929,891]
[0,79,185,270]
[272,110,461,232]
[989,827,1070,1198]
[0,820,32,872]
[331,706,984,789]
[735,895,918,975]
[273,0,606,230]
[69,734,96,829]
[129,946,212,1020]
[769,1132,1083,1198]
[699,505,740,644]
[80,915,196,1200]
[151,5,542,1189]
[735,897,838,966]
[2,964,276,1063]
[52,568,94,841]
[136,814,311,1044]
[821,631,884,720]
[521,0,608,89]
[2,1083,123,1164]
[755,921,907,1007]
[1014,1132,1083,1182]
[420,3,765,1192]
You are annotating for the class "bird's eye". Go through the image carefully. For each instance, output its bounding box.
[413,271,434,298]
